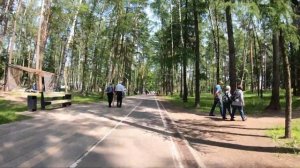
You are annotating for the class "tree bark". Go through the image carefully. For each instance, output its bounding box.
[0,0,14,45]
[225,0,237,93]
[35,0,52,91]
[250,37,254,93]
[170,2,174,95]
[266,31,281,111]
[280,30,292,138]
[81,37,89,94]
[57,0,82,92]
[208,3,220,83]
[193,0,200,108]
[4,0,22,91]
[182,0,188,102]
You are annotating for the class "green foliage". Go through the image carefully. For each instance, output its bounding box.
[0,99,27,113]
[267,119,300,153]
[72,92,103,104]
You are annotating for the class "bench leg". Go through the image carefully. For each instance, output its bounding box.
[41,103,46,110]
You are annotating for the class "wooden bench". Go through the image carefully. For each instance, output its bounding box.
[41,92,72,110]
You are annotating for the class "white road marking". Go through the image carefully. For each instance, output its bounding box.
[158,100,206,168]
[155,97,184,168]
[69,103,141,168]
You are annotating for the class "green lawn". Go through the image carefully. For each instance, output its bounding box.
[71,92,104,104]
[0,99,30,125]
[0,92,104,125]
[267,119,300,153]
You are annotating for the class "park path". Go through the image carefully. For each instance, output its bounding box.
[161,99,300,168]
[0,95,202,168]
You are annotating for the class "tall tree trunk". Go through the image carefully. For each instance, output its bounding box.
[57,0,82,92]
[177,0,184,98]
[170,2,174,95]
[291,0,300,96]
[35,0,52,91]
[182,0,188,102]
[291,44,297,96]
[250,38,254,93]
[280,30,292,138]
[266,31,281,111]
[208,2,220,83]
[0,0,14,45]
[4,0,22,91]
[240,33,248,87]
[193,0,200,108]
[81,37,88,94]
[225,0,237,93]
[297,48,300,95]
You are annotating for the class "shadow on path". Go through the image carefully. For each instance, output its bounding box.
[187,136,300,154]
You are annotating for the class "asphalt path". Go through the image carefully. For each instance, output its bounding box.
[0,95,204,168]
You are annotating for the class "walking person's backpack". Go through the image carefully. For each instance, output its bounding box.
[222,93,231,104]
[106,86,113,93]
[231,89,241,102]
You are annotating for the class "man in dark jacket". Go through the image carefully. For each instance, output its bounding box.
[106,83,114,107]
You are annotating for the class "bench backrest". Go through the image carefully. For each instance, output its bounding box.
[41,92,71,100]
[43,92,66,97]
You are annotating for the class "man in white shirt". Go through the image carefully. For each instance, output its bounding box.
[115,82,125,107]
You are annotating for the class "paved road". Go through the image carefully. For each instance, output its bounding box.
[0,95,203,168]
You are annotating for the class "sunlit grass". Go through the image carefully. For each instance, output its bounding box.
[0,99,30,125]
[72,92,104,104]
[267,119,300,153]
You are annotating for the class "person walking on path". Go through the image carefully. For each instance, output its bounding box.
[209,82,223,116]
[231,85,247,121]
[105,83,114,107]
[222,85,232,120]
[115,82,125,107]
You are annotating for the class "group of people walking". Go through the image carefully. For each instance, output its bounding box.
[209,82,247,121]
[105,82,126,108]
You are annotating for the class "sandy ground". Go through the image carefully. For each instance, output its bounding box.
[160,99,300,168]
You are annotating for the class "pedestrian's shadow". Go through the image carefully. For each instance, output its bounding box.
[206,117,226,121]
[187,136,300,154]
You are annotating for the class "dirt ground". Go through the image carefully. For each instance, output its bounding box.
[160,99,300,168]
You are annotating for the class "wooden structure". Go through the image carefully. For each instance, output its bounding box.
[40,92,71,110]
[5,64,55,91]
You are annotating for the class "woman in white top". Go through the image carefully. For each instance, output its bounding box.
[115,82,125,107]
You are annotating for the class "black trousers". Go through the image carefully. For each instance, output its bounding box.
[107,93,113,107]
[116,91,123,107]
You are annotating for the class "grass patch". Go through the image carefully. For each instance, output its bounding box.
[0,99,30,125]
[267,119,300,154]
[163,93,214,114]
[0,112,31,125]
[72,92,104,104]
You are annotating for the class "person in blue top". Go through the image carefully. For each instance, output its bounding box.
[209,81,223,116]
